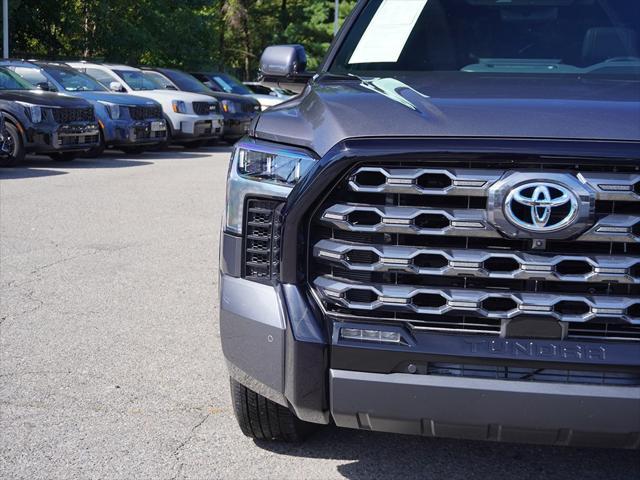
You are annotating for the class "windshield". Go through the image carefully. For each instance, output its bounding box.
[46,66,107,92]
[0,67,34,90]
[330,0,640,78]
[114,70,161,91]
[211,74,252,95]
[164,70,212,94]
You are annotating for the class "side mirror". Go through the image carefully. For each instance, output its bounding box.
[259,44,313,94]
[109,81,125,93]
[165,85,178,91]
[36,82,52,91]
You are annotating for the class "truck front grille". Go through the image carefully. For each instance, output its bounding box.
[308,157,640,341]
[129,105,163,120]
[193,102,219,115]
[51,107,95,123]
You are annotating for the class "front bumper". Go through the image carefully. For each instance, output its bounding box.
[103,119,167,147]
[331,369,640,448]
[25,122,100,153]
[172,115,223,141]
[222,113,254,141]
[220,247,640,448]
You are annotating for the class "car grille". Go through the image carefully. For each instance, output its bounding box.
[133,126,165,140]
[129,105,163,120]
[51,107,95,124]
[424,362,640,386]
[59,134,99,146]
[241,102,259,114]
[308,157,640,342]
[193,102,219,115]
[244,199,283,282]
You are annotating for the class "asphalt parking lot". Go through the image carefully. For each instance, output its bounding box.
[1,148,639,480]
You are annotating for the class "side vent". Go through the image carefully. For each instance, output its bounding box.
[243,199,283,282]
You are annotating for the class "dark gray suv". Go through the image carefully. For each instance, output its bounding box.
[220,0,640,448]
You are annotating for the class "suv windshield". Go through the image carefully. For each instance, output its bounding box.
[46,66,107,92]
[163,70,212,94]
[209,73,252,95]
[114,70,161,91]
[0,67,34,90]
[330,0,640,78]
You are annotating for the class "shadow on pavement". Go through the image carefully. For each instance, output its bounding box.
[256,426,640,480]
[11,154,154,170]
[0,167,68,180]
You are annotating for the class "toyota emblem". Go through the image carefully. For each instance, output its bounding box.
[504,182,579,233]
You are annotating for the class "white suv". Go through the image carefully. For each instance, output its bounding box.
[67,62,224,146]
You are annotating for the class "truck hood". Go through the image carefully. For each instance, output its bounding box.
[255,72,640,157]
[72,91,160,107]
[0,90,90,107]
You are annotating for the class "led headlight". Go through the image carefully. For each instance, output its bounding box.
[99,102,121,120]
[18,102,43,123]
[221,100,237,114]
[225,139,317,234]
[171,100,187,114]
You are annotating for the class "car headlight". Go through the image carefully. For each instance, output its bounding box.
[99,102,121,120]
[172,100,187,114]
[221,100,237,114]
[17,102,43,123]
[225,139,317,235]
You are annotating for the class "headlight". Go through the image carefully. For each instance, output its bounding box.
[99,102,121,120]
[17,102,43,123]
[221,100,237,114]
[172,100,187,114]
[225,139,317,234]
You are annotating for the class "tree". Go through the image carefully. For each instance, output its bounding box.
[6,0,356,79]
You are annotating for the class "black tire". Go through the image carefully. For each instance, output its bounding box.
[230,378,317,442]
[120,146,147,155]
[49,152,77,162]
[185,139,208,149]
[0,122,25,167]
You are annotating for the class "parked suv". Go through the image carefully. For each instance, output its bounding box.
[141,67,260,144]
[191,71,284,110]
[220,0,640,448]
[0,66,99,166]
[1,60,167,155]
[68,62,223,147]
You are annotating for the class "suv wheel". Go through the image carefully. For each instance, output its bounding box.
[230,378,317,442]
[0,122,26,167]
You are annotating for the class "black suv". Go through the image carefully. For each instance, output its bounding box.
[219,0,640,448]
[0,67,99,166]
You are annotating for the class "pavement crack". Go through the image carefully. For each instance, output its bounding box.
[169,410,212,480]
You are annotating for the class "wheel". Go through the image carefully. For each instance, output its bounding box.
[84,129,105,158]
[230,378,317,442]
[0,122,25,167]
[120,146,147,155]
[186,139,208,149]
[49,152,77,162]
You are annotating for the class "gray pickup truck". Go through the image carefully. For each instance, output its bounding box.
[219,0,640,448]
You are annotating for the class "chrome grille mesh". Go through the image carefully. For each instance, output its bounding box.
[309,159,640,341]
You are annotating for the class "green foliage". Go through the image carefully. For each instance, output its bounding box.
[4,0,356,79]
